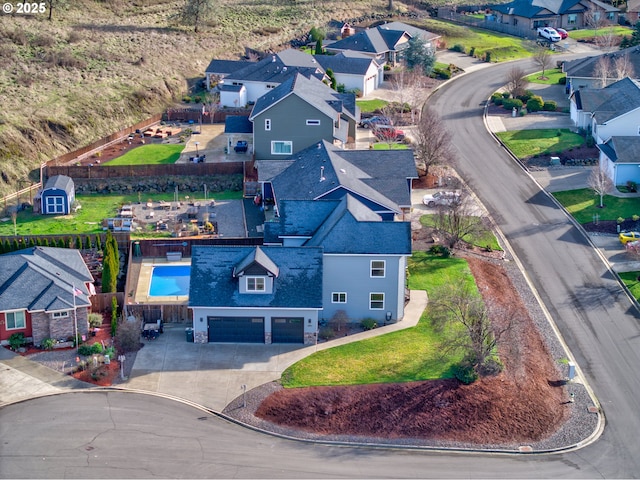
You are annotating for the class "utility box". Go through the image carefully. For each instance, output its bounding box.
[568,361,576,380]
[550,156,561,166]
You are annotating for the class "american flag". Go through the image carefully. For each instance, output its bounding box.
[73,287,83,297]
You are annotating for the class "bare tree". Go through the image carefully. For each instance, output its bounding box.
[412,106,456,178]
[533,47,552,79]
[390,68,431,123]
[45,0,68,21]
[596,27,617,51]
[505,66,528,98]
[585,6,612,49]
[593,55,612,88]
[429,282,515,374]
[588,165,614,208]
[614,53,635,80]
[431,187,484,249]
[180,0,214,33]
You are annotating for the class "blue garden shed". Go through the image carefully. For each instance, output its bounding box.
[41,175,75,215]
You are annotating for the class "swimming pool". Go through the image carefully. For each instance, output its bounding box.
[149,265,191,297]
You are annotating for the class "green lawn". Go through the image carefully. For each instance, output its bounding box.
[495,129,585,159]
[419,215,502,251]
[105,144,185,166]
[526,68,566,85]
[619,271,640,302]
[280,252,473,388]
[423,19,537,62]
[356,98,389,113]
[372,142,409,150]
[0,190,242,236]
[552,188,640,224]
[568,26,632,40]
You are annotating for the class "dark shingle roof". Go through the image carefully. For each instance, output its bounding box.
[491,0,590,17]
[44,175,74,194]
[224,115,253,134]
[250,73,356,121]
[269,140,416,213]
[325,27,393,54]
[598,136,640,163]
[313,52,379,75]
[564,46,640,80]
[205,59,253,75]
[574,77,640,123]
[264,199,340,242]
[224,54,324,85]
[233,246,280,277]
[189,246,323,308]
[0,247,92,312]
[377,21,441,42]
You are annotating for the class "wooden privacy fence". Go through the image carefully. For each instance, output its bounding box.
[47,162,245,179]
[437,8,538,40]
[132,236,262,258]
[90,292,124,313]
[126,304,191,324]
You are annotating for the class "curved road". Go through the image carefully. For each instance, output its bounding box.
[2,58,640,479]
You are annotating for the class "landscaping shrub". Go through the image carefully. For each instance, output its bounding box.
[111,295,118,337]
[91,342,104,354]
[451,43,465,53]
[543,100,557,111]
[502,98,523,110]
[114,318,142,353]
[479,357,504,376]
[428,245,451,257]
[318,325,336,341]
[501,92,510,99]
[9,332,25,351]
[633,214,640,221]
[526,96,544,112]
[484,51,492,62]
[628,181,638,193]
[453,361,478,384]
[88,313,103,329]
[361,318,378,330]
[558,76,567,85]
[491,92,503,105]
[182,96,192,103]
[41,338,56,351]
[432,67,451,80]
[516,90,535,103]
[77,343,94,356]
[469,46,475,57]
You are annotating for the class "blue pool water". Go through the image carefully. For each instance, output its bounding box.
[149,265,191,297]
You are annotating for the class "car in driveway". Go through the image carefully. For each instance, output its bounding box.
[619,231,640,245]
[373,124,405,141]
[359,116,392,129]
[555,27,568,39]
[537,27,562,42]
[422,191,461,208]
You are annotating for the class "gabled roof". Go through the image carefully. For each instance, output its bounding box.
[223,53,325,85]
[0,247,92,312]
[264,196,412,255]
[224,115,253,134]
[249,73,357,121]
[233,246,279,277]
[189,246,323,308]
[598,136,640,163]
[573,77,640,123]
[564,46,640,80]
[43,175,74,193]
[376,21,441,42]
[491,0,610,18]
[205,59,253,75]
[269,140,417,214]
[325,25,412,55]
[313,51,380,76]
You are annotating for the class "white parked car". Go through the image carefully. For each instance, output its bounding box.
[537,27,562,42]
[422,191,461,208]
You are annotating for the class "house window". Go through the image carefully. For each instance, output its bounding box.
[52,311,69,319]
[607,12,615,20]
[246,277,265,292]
[45,196,64,214]
[6,310,26,330]
[370,293,385,310]
[568,14,577,24]
[370,260,385,277]
[306,119,321,126]
[332,292,347,303]
[265,119,271,131]
[271,141,292,155]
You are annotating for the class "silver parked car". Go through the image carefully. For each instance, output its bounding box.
[422,191,461,208]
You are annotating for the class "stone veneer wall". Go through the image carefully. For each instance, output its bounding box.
[194,331,207,344]
[31,308,89,345]
[304,332,317,345]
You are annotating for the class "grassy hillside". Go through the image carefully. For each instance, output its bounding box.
[0,0,423,197]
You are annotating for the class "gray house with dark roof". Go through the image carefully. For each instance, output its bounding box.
[491,0,619,30]
[249,74,358,158]
[597,136,640,186]
[189,245,323,344]
[569,77,640,141]
[41,175,75,215]
[258,140,417,221]
[0,247,94,346]
[314,51,382,97]
[264,195,412,323]
[563,46,640,95]
[324,25,412,65]
[205,59,252,90]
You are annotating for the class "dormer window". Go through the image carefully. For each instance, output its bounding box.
[246,277,266,292]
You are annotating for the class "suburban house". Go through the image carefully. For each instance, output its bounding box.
[40,175,75,215]
[0,247,94,346]
[563,46,640,94]
[597,136,640,185]
[569,77,640,140]
[211,49,328,107]
[257,140,417,221]
[205,58,252,91]
[263,195,412,324]
[314,51,383,97]
[189,245,323,344]
[249,74,358,159]
[490,0,619,30]
[324,22,439,65]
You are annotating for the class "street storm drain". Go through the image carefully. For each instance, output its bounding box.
[197,416,208,421]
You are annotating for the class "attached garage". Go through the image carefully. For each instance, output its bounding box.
[208,316,264,343]
[271,317,304,343]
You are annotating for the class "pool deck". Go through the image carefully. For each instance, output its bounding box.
[131,257,191,305]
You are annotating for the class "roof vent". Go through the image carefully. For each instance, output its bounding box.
[272,55,276,62]
[340,168,346,173]
[320,166,325,182]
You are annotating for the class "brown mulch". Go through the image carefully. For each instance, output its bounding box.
[254,248,569,445]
